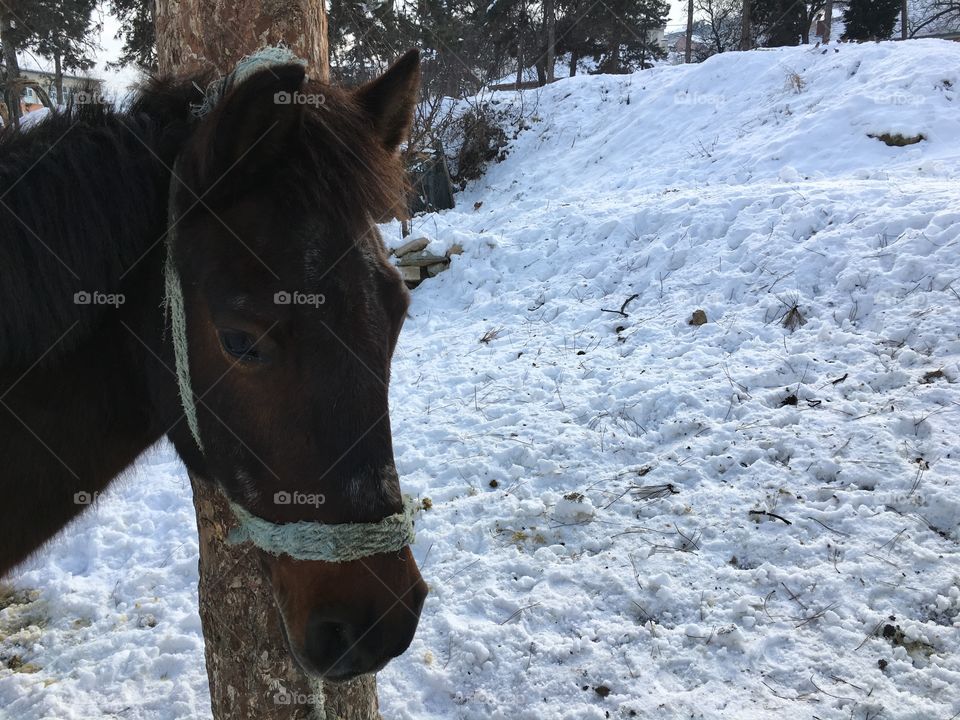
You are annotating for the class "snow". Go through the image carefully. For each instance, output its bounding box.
[4,39,960,719]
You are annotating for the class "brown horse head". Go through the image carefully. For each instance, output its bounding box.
[166,50,426,681]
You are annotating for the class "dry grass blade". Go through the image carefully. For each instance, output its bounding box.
[480,327,503,344]
[631,483,679,501]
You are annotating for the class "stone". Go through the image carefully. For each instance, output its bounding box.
[426,262,449,277]
[689,309,708,326]
[397,250,448,267]
[398,266,422,283]
[447,243,464,256]
[392,237,428,257]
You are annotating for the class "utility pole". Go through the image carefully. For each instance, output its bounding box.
[685,0,694,63]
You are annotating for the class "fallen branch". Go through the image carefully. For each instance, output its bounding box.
[749,510,792,525]
[601,294,640,317]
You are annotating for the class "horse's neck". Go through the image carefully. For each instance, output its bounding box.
[0,108,183,369]
[0,104,198,576]
[0,259,180,575]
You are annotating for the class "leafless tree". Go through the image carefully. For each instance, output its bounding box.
[696,0,742,56]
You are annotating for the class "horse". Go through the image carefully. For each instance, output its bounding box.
[0,48,427,682]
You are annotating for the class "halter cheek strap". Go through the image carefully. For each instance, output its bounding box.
[164,45,308,451]
[164,233,204,452]
[226,495,418,562]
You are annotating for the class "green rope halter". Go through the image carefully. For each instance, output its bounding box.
[226,495,418,562]
[163,47,418,563]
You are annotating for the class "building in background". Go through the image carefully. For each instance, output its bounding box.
[20,68,104,107]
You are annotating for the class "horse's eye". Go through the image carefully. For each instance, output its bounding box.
[218,329,263,362]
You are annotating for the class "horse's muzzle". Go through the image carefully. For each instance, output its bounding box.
[267,546,427,680]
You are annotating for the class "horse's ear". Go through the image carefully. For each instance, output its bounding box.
[196,63,307,184]
[355,49,421,151]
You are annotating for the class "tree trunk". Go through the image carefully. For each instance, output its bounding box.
[156,0,329,78]
[822,0,833,43]
[544,0,556,82]
[0,2,22,128]
[535,56,546,86]
[516,6,527,87]
[569,49,579,77]
[516,40,523,87]
[685,0,694,63]
[154,2,380,718]
[901,0,908,39]
[191,477,318,720]
[191,478,381,720]
[54,51,63,106]
[740,0,752,50]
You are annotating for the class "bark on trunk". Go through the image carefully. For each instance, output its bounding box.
[155,1,380,717]
[901,0,908,39]
[156,0,329,79]
[192,477,382,720]
[54,52,63,106]
[535,56,546,86]
[0,3,22,127]
[192,477,317,720]
[544,0,556,82]
[822,0,833,43]
[685,0,694,63]
[740,0,752,50]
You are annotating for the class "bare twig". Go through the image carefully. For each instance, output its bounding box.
[601,293,640,318]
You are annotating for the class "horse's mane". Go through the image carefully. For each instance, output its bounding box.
[0,77,203,369]
[178,75,408,234]
[0,67,406,372]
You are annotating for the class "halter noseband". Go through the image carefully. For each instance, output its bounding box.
[226,496,417,562]
[164,47,417,564]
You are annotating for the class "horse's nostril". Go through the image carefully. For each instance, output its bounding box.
[303,604,422,680]
[304,612,380,679]
[311,620,354,653]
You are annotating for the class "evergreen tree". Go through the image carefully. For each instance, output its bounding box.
[751,0,806,45]
[596,0,670,71]
[751,0,827,45]
[24,0,100,101]
[555,0,604,76]
[107,0,155,71]
[842,0,901,39]
[556,0,668,74]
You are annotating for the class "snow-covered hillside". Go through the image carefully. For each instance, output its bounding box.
[4,40,960,720]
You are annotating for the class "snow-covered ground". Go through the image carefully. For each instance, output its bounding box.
[3,40,960,720]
